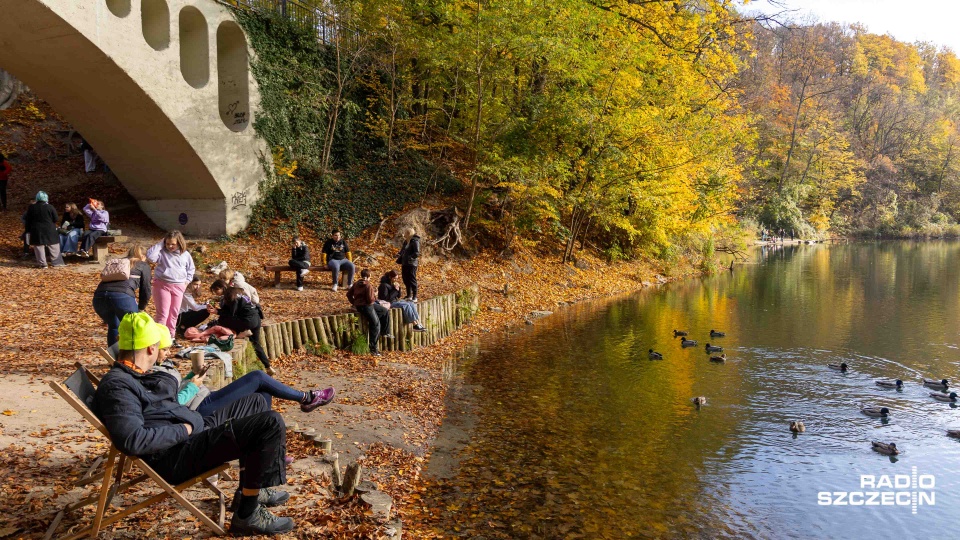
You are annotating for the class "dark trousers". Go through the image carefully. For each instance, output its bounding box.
[0,180,7,210]
[177,309,210,334]
[81,229,104,252]
[288,259,310,287]
[146,394,286,490]
[219,315,270,368]
[356,303,390,353]
[197,370,304,417]
[93,291,140,346]
[401,264,418,299]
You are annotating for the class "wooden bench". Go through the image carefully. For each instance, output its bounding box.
[93,235,128,263]
[264,263,342,288]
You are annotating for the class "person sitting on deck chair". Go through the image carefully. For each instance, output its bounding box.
[91,312,296,535]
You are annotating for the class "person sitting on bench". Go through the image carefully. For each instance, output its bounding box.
[79,198,109,257]
[92,312,296,535]
[288,236,311,291]
[177,276,210,335]
[322,229,354,291]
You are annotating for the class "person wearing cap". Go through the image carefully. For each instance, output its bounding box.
[92,313,296,535]
[23,190,65,268]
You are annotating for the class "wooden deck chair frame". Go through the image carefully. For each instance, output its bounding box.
[45,364,229,539]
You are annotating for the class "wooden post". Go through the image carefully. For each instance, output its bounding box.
[292,319,302,350]
[281,322,292,355]
[329,453,342,491]
[314,317,328,347]
[341,462,362,498]
[305,317,318,344]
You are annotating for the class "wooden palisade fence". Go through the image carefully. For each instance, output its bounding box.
[217,285,480,379]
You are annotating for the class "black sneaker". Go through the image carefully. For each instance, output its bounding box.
[230,487,291,513]
[230,504,294,536]
[413,324,427,332]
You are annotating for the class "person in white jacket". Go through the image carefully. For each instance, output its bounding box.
[147,230,196,338]
[177,277,209,334]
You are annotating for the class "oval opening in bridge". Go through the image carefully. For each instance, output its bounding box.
[217,21,250,132]
[106,0,131,18]
[179,7,209,88]
[142,0,170,51]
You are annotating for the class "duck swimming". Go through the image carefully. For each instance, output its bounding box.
[673,330,689,337]
[709,354,726,363]
[828,363,848,373]
[871,441,899,455]
[875,379,903,389]
[680,337,698,347]
[710,329,726,337]
[790,421,805,433]
[948,430,960,439]
[692,396,707,407]
[922,378,949,390]
[705,343,723,352]
[648,349,663,360]
[930,392,958,402]
[861,406,890,418]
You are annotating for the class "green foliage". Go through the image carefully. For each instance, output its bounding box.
[350,333,370,355]
[305,340,333,356]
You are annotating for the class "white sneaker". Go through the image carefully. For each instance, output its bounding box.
[301,269,310,276]
[296,286,303,291]
[332,284,338,292]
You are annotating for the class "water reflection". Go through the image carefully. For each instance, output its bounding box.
[420,242,960,539]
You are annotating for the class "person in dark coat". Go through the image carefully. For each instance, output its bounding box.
[378,270,426,331]
[92,312,295,535]
[0,152,11,211]
[347,269,393,356]
[396,227,421,301]
[208,287,274,375]
[23,191,65,268]
[288,236,311,291]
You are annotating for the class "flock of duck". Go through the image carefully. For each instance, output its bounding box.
[649,329,960,457]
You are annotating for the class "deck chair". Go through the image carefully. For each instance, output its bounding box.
[46,364,229,539]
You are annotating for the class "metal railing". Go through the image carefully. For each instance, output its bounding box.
[218,0,336,43]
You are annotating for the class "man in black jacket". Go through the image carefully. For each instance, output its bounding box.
[288,235,310,291]
[92,312,294,535]
[397,227,421,301]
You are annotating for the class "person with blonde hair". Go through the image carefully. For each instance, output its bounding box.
[220,268,260,305]
[396,227,421,302]
[147,230,195,338]
[58,202,85,254]
[92,244,152,345]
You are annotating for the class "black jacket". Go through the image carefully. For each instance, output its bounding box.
[378,277,401,303]
[24,202,59,246]
[62,212,85,231]
[322,238,350,261]
[291,243,310,262]
[92,363,204,457]
[95,260,153,310]
[397,235,421,267]
[218,295,261,330]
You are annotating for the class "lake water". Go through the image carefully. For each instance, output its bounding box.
[421,242,960,539]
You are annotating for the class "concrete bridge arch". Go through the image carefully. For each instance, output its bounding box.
[0,0,266,235]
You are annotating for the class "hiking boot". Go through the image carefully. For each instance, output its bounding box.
[230,487,291,512]
[301,387,336,412]
[230,504,294,536]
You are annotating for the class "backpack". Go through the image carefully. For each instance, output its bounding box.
[100,258,131,283]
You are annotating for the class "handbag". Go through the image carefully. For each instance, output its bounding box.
[100,258,131,282]
[207,334,235,352]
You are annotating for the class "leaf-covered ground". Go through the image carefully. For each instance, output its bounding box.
[0,99,692,539]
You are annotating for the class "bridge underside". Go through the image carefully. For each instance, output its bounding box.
[0,0,265,235]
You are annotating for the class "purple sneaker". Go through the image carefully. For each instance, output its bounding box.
[301,387,336,412]
[284,455,294,467]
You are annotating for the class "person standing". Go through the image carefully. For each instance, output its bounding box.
[321,229,354,291]
[58,202,85,254]
[79,138,98,173]
[148,230,196,339]
[288,236,311,291]
[92,245,152,346]
[79,198,109,257]
[396,227,421,301]
[24,191,65,268]
[0,152,10,211]
[347,269,392,357]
